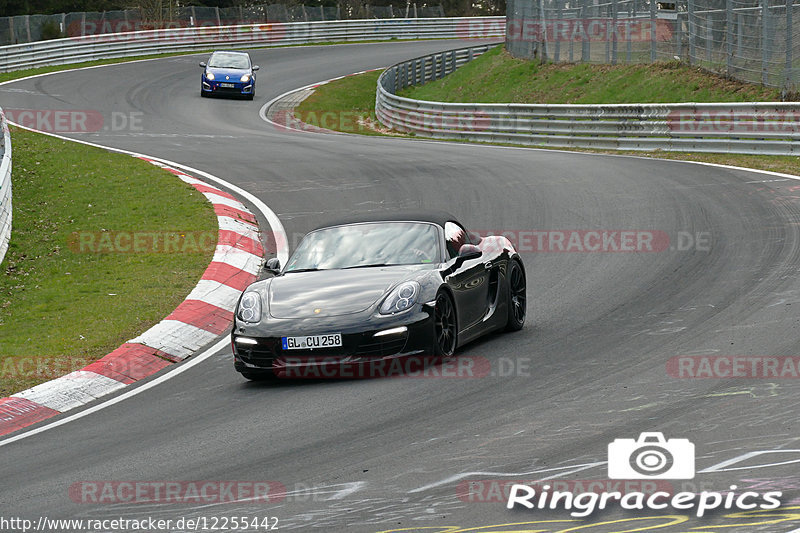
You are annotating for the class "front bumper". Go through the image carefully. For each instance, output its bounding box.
[202,79,254,96]
[232,309,434,378]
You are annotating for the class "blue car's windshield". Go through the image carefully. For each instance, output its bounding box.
[208,53,250,69]
[285,222,440,272]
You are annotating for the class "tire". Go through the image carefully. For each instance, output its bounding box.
[246,93,254,101]
[433,291,457,357]
[505,259,526,331]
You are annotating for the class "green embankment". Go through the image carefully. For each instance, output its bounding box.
[295,46,800,176]
[0,129,217,396]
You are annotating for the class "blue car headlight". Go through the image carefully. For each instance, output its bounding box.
[237,291,262,323]
[380,281,420,315]
[240,74,251,83]
[205,71,215,81]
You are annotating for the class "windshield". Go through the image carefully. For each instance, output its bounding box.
[207,53,250,70]
[285,222,441,272]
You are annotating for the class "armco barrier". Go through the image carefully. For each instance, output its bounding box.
[375,44,800,155]
[0,108,11,265]
[0,17,505,73]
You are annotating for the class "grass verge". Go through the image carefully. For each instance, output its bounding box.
[293,47,800,177]
[293,71,386,136]
[0,128,217,396]
[398,46,785,104]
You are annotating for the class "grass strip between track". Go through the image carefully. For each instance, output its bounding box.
[293,47,800,176]
[0,127,217,397]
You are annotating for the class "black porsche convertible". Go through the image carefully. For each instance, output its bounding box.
[231,211,526,380]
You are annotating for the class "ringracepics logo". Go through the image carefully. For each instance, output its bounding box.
[507,433,783,517]
[608,432,694,479]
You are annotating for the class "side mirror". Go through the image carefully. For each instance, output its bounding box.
[252,65,260,71]
[265,257,281,274]
[199,62,207,68]
[456,244,482,265]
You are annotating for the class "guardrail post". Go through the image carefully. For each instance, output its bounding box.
[0,109,12,266]
[762,0,769,85]
[737,12,744,58]
[786,0,793,90]
[581,0,589,62]
[687,0,695,64]
[627,3,633,63]
[555,1,562,62]
[611,0,618,65]
[650,0,657,62]
[539,0,549,62]
[705,13,712,62]
[676,12,683,59]
[726,0,733,75]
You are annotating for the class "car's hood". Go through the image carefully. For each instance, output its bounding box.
[206,67,249,79]
[268,267,416,319]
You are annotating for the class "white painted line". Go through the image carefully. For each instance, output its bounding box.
[12,371,127,412]
[0,338,229,448]
[407,461,606,494]
[128,320,222,361]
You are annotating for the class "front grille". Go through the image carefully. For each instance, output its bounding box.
[235,332,409,365]
[354,336,407,357]
[236,338,279,367]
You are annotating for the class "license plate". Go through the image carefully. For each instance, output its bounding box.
[282,334,342,350]
[219,83,235,88]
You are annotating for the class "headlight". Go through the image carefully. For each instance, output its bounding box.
[237,291,262,323]
[380,281,420,315]
[205,71,215,80]
[240,74,251,82]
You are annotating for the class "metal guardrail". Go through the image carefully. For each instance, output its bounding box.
[0,108,12,266]
[375,44,800,155]
[0,17,505,73]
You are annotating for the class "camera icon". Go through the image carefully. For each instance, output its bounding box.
[608,432,695,479]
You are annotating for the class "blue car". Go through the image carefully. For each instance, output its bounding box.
[200,51,259,100]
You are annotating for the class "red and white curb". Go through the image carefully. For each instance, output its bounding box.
[0,158,264,437]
